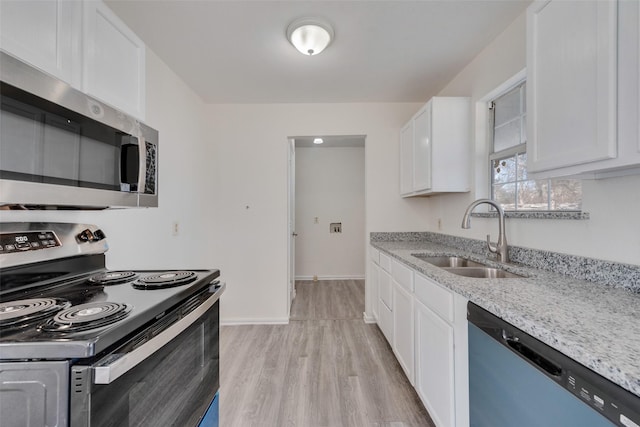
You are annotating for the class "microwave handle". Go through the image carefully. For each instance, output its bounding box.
[137,136,147,194]
[92,284,224,384]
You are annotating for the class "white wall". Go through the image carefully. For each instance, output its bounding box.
[0,49,216,270]
[205,102,424,323]
[428,11,640,266]
[295,146,365,280]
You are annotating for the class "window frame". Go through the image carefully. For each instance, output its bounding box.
[487,81,582,213]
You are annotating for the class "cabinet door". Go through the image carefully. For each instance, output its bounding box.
[400,121,414,195]
[527,0,617,172]
[83,1,146,119]
[393,283,414,384]
[369,261,379,320]
[413,102,432,192]
[415,300,455,427]
[0,0,81,86]
[378,297,393,345]
[378,269,392,311]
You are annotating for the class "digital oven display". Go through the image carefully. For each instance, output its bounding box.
[0,231,60,253]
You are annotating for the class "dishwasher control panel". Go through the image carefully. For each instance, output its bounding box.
[567,371,640,427]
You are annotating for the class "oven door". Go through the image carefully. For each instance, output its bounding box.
[70,293,220,427]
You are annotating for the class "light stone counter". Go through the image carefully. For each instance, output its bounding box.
[370,235,640,399]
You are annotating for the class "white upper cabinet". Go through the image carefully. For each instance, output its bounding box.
[400,97,470,197]
[0,1,145,120]
[412,103,432,192]
[400,122,414,195]
[0,0,82,87]
[527,0,640,178]
[83,1,146,120]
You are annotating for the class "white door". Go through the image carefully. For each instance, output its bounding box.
[287,139,297,314]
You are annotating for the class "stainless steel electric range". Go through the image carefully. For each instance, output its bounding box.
[0,222,224,427]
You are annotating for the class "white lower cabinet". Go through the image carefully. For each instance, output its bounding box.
[373,250,469,427]
[415,299,455,427]
[414,272,469,427]
[378,269,393,314]
[378,297,393,344]
[393,282,414,384]
[378,266,393,343]
[369,260,380,320]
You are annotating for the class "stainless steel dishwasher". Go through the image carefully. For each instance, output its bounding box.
[467,302,640,427]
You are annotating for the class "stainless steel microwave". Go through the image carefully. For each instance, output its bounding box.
[0,52,158,209]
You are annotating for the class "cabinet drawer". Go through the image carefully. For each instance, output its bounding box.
[379,269,393,310]
[392,259,414,292]
[414,272,454,323]
[370,246,380,264]
[379,252,392,272]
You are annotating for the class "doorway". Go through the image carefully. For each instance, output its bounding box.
[287,135,366,318]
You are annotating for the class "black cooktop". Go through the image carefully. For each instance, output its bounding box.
[0,267,220,359]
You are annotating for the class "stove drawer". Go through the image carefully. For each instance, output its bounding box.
[0,361,68,427]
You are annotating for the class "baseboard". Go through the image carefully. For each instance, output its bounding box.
[295,275,366,281]
[221,317,290,326]
[363,312,377,324]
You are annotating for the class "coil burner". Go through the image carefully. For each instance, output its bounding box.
[40,302,132,332]
[0,298,70,330]
[132,271,197,289]
[88,271,138,286]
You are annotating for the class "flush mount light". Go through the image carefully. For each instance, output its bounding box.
[313,138,324,144]
[287,18,334,56]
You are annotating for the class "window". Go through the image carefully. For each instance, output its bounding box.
[489,82,582,211]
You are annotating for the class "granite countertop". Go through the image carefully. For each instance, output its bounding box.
[370,239,640,399]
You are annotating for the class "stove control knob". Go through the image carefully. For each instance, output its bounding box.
[93,229,106,241]
[77,229,95,242]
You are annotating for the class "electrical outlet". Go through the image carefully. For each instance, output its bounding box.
[314,217,319,224]
[330,223,342,233]
[172,221,179,236]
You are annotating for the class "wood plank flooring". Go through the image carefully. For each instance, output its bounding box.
[220,279,435,427]
[290,279,365,321]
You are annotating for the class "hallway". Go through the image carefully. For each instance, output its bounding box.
[220,279,434,426]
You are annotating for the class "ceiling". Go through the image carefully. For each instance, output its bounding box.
[106,0,530,104]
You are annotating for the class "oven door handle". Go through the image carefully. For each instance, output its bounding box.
[92,285,223,385]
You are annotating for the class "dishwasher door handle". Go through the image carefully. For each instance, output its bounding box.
[503,331,563,378]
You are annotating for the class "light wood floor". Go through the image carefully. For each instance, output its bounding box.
[220,279,435,427]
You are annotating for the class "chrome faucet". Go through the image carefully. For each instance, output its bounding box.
[461,198,509,263]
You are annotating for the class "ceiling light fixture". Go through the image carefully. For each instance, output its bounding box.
[287,18,334,56]
[313,138,324,144]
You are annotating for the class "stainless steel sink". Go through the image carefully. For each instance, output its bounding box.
[412,255,487,268]
[412,254,526,279]
[443,267,525,279]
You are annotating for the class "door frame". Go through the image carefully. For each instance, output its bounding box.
[287,138,296,317]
